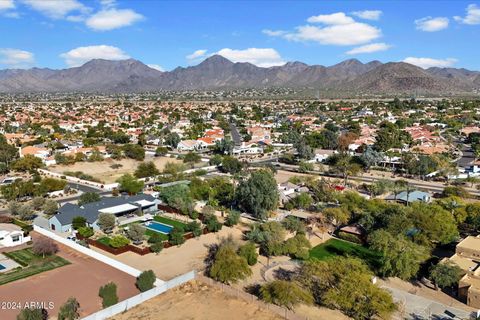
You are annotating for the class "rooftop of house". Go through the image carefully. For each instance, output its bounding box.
[53,194,156,225]
[457,236,480,252]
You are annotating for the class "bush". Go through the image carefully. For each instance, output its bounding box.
[238,242,258,266]
[109,235,130,248]
[42,200,58,216]
[225,210,240,227]
[16,308,48,320]
[77,226,94,238]
[126,224,146,243]
[260,280,313,309]
[78,192,101,206]
[58,297,80,320]
[136,270,156,292]
[31,197,45,210]
[185,221,202,237]
[150,242,164,254]
[99,282,118,308]
[169,226,185,246]
[204,214,222,232]
[148,233,164,244]
[72,216,86,230]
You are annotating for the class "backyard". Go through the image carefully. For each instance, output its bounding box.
[309,238,381,269]
[0,248,70,285]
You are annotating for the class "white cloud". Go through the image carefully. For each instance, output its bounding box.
[0,48,35,68]
[403,57,457,69]
[346,42,391,55]
[415,17,449,31]
[186,49,208,60]
[86,8,144,31]
[60,45,130,67]
[266,12,382,46]
[215,48,285,67]
[284,23,381,46]
[351,10,382,21]
[20,0,89,19]
[454,4,480,25]
[307,12,354,25]
[262,29,287,37]
[147,64,164,72]
[0,0,15,10]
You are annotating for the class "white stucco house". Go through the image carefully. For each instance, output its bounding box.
[0,224,31,247]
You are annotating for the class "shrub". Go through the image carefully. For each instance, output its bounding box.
[147,233,164,244]
[72,216,87,230]
[16,308,48,320]
[204,214,222,232]
[225,210,240,227]
[42,200,58,216]
[109,235,130,248]
[136,270,156,292]
[99,282,118,308]
[238,242,258,266]
[97,213,115,232]
[150,242,164,254]
[31,197,45,210]
[126,224,146,243]
[77,226,94,238]
[260,280,313,309]
[185,221,202,237]
[169,226,185,246]
[58,297,80,320]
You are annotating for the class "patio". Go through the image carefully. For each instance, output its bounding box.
[0,253,21,273]
[117,213,154,226]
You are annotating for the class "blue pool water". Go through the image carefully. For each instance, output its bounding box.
[0,264,5,270]
[144,221,173,234]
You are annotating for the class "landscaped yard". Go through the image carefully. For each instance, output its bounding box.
[309,238,381,268]
[0,248,70,285]
[153,215,187,229]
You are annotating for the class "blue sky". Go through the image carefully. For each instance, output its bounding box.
[0,0,479,71]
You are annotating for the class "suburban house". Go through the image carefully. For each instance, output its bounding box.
[48,194,159,232]
[177,139,201,152]
[386,190,431,205]
[443,236,480,308]
[278,182,309,206]
[0,224,31,247]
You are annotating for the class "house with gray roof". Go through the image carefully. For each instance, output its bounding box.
[386,190,431,205]
[48,194,159,233]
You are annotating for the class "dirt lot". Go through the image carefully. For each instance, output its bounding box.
[91,225,246,281]
[110,280,282,320]
[49,156,180,184]
[0,233,138,320]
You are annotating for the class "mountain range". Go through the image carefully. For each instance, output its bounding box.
[0,55,479,96]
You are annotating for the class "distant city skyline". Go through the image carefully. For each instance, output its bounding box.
[0,0,479,70]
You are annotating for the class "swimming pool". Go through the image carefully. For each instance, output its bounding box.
[144,221,173,234]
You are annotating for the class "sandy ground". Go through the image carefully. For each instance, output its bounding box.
[0,233,138,320]
[110,281,282,320]
[90,225,246,280]
[49,156,180,183]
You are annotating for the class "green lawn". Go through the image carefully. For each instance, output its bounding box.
[97,236,112,246]
[309,238,381,269]
[153,215,187,229]
[1,248,70,286]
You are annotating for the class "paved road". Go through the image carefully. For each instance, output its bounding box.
[457,142,475,168]
[273,163,480,197]
[384,286,474,320]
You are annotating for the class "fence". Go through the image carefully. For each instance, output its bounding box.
[82,271,195,320]
[195,274,308,320]
[32,225,161,284]
[38,169,119,191]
